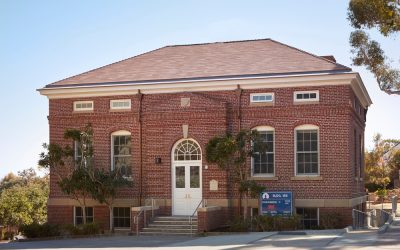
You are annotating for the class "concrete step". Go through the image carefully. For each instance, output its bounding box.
[139,216,198,236]
[147,224,195,229]
[139,231,194,236]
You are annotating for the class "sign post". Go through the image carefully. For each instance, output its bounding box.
[260,191,293,216]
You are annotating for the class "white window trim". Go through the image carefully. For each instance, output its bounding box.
[73,101,94,111]
[250,93,274,103]
[294,124,320,176]
[110,99,131,110]
[112,207,132,229]
[111,130,131,172]
[296,207,319,228]
[73,206,94,226]
[293,90,319,102]
[251,126,275,177]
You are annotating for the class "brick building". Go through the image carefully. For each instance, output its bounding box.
[39,39,372,232]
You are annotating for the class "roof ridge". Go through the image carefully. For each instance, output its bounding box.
[165,38,272,48]
[48,45,168,87]
[268,39,352,71]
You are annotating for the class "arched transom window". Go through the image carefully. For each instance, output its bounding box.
[174,139,201,161]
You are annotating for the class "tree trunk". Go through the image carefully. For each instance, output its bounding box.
[109,206,114,233]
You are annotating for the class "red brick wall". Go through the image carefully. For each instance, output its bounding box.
[198,207,231,232]
[47,205,73,225]
[47,84,366,225]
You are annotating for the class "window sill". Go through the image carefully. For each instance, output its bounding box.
[72,110,94,114]
[249,176,278,181]
[249,102,274,107]
[293,101,319,105]
[291,176,323,181]
[109,109,131,112]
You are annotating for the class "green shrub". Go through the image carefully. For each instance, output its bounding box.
[2,231,14,240]
[252,215,300,231]
[63,223,101,236]
[227,217,251,232]
[320,212,343,229]
[20,223,61,238]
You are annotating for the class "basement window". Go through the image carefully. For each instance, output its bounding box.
[110,99,131,110]
[113,207,131,228]
[73,101,93,111]
[74,207,94,225]
[296,207,319,229]
[294,91,319,102]
[250,93,274,103]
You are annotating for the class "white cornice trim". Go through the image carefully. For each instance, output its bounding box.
[38,72,372,107]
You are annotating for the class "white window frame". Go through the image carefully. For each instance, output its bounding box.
[111,130,132,175]
[73,101,94,111]
[293,90,319,102]
[73,206,94,226]
[296,207,319,229]
[251,126,275,177]
[250,93,274,103]
[112,207,131,229]
[294,124,320,176]
[110,99,131,110]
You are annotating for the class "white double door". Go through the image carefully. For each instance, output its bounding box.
[172,162,202,216]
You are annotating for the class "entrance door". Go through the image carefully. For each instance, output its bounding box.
[173,164,202,215]
[172,139,202,216]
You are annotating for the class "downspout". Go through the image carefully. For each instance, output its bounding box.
[236,85,242,131]
[138,90,143,206]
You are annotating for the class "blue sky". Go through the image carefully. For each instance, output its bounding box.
[0,0,399,178]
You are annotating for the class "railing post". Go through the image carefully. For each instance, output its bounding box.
[366,211,371,228]
[136,215,139,236]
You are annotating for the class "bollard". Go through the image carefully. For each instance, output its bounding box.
[366,211,371,228]
[392,195,397,215]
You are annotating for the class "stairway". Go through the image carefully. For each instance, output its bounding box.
[140,216,197,236]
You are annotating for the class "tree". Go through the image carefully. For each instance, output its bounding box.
[365,134,400,190]
[90,169,131,232]
[348,0,400,95]
[206,130,266,219]
[0,168,48,230]
[39,123,132,229]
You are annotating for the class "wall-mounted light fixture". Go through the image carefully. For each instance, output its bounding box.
[155,157,162,164]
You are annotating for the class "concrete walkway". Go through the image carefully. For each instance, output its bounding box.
[1,219,400,250]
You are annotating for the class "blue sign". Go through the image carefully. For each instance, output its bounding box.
[260,191,293,216]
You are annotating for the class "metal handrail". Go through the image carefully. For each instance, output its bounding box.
[134,208,146,236]
[189,199,206,236]
[352,209,369,229]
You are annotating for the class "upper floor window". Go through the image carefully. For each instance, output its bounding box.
[294,91,319,102]
[73,101,93,111]
[252,126,275,176]
[250,93,274,104]
[74,138,93,168]
[295,125,319,175]
[110,99,131,110]
[111,131,131,176]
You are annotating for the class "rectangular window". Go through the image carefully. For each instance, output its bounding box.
[354,130,357,177]
[74,207,93,225]
[252,131,274,175]
[294,91,319,102]
[73,101,93,111]
[296,207,319,229]
[74,139,93,168]
[250,93,274,103]
[110,99,131,110]
[113,207,131,228]
[296,129,319,175]
[112,134,131,176]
